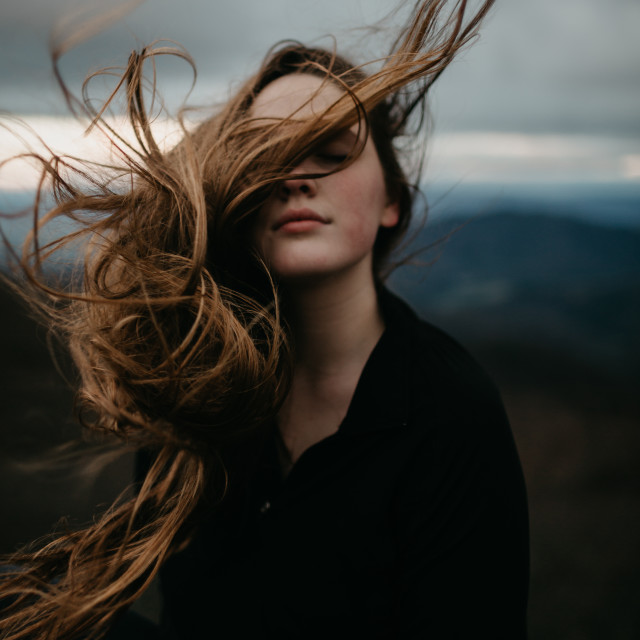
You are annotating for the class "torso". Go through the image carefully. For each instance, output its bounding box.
[157,291,530,640]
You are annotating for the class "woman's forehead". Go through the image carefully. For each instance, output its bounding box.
[251,73,345,122]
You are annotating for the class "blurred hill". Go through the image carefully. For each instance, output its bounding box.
[391,213,640,376]
[1,210,639,638]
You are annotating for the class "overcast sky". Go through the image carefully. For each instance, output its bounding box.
[1,0,639,185]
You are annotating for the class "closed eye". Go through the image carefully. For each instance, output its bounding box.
[312,143,351,167]
[315,152,348,164]
[308,130,359,169]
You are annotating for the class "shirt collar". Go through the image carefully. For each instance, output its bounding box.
[338,288,416,436]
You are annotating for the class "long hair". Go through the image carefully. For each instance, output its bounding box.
[0,1,494,637]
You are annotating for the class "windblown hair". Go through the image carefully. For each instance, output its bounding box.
[0,1,494,637]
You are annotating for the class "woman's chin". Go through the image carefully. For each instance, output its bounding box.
[269,256,376,291]
[266,254,332,281]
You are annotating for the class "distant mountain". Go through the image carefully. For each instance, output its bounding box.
[425,182,640,230]
[390,213,640,375]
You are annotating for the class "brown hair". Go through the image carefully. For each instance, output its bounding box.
[0,1,494,637]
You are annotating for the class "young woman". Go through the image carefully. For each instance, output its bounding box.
[0,1,528,638]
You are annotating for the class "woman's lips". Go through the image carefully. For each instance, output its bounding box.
[272,208,328,232]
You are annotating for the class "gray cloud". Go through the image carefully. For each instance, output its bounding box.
[1,0,639,136]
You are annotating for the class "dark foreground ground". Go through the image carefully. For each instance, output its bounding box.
[1,281,639,639]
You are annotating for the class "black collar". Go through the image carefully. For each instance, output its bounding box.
[338,288,416,436]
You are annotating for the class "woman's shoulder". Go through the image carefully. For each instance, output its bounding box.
[379,291,526,504]
[378,288,513,446]
[381,289,500,396]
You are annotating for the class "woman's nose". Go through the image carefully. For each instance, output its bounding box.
[277,165,317,200]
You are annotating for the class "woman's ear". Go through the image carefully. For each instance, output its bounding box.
[380,201,400,228]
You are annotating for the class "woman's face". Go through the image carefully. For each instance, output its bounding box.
[251,74,398,283]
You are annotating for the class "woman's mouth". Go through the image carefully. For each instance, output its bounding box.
[273,208,329,232]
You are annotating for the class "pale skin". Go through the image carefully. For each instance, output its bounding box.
[251,74,399,470]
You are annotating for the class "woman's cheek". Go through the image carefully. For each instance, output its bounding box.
[343,191,385,251]
[345,219,379,254]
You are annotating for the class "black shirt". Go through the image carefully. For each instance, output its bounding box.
[158,290,529,638]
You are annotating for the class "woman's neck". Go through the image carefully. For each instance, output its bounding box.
[282,266,384,376]
[275,263,386,468]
